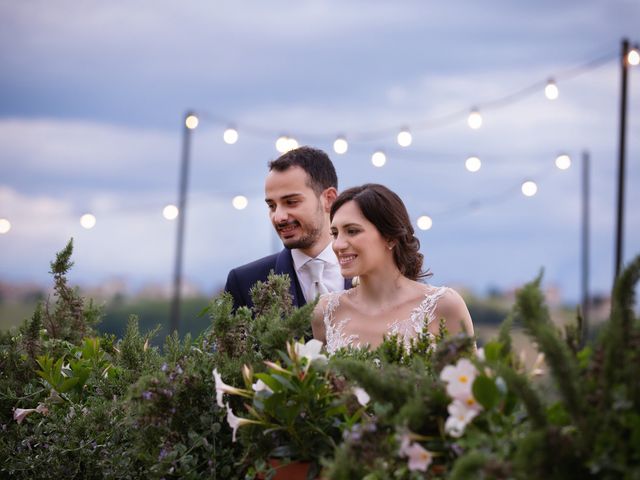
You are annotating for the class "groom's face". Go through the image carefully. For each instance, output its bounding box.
[265,166,330,256]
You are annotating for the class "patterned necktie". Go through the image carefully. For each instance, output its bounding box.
[306,259,329,300]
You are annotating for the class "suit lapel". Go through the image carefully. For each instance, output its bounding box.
[274,249,305,307]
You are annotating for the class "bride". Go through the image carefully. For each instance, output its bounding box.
[312,183,474,354]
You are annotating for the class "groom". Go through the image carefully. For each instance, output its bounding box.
[225,146,350,311]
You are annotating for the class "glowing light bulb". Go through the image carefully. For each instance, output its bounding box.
[417,215,433,231]
[163,204,179,220]
[232,195,248,210]
[371,151,386,167]
[80,213,96,229]
[628,49,640,66]
[555,154,571,170]
[223,127,238,144]
[185,114,199,129]
[545,79,559,100]
[465,156,482,172]
[276,136,290,153]
[333,136,348,154]
[467,109,482,129]
[287,137,299,151]
[521,181,538,197]
[0,218,11,234]
[397,128,412,147]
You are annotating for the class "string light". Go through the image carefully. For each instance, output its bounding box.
[371,151,386,167]
[467,109,482,129]
[0,218,11,234]
[628,48,640,66]
[163,204,179,220]
[275,135,290,153]
[544,79,559,100]
[555,154,571,170]
[416,215,433,231]
[397,128,412,147]
[521,181,538,197]
[333,136,348,154]
[80,213,96,229]
[465,156,482,172]
[223,127,239,144]
[232,195,248,210]
[286,137,299,151]
[185,114,199,130]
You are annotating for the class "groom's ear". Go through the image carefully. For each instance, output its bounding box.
[321,187,338,211]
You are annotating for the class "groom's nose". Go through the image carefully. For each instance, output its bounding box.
[272,204,289,223]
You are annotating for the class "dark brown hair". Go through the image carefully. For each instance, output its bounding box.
[330,183,429,280]
[268,146,337,195]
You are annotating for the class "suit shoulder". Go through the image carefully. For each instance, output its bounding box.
[228,252,281,278]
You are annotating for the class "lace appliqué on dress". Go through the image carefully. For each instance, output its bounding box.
[322,287,449,355]
[323,291,360,355]
[388,286,448,352]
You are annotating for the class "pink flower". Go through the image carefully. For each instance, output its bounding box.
[13,403,48,424]
[405,442,433,472]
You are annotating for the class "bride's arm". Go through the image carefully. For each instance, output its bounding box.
[434,288,475,338]
[311,296,328,344]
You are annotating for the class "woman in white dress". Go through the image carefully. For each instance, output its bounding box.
[312,184,474,354]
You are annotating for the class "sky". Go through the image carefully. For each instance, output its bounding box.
[0,0,639,304]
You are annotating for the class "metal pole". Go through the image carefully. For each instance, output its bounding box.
[581,150,590,343]
[614,39,629,282]
[170,111,195,334]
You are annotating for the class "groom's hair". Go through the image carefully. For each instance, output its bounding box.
[330,183,429,281]
[268,146,338,196]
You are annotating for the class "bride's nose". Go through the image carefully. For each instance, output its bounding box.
[332,232,347,251]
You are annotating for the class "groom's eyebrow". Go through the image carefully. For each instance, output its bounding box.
[264,192,303,203]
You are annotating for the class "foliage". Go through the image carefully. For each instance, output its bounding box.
[1,242,640,479]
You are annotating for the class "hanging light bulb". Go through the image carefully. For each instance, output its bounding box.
[371,151,386,167]
[416,215,433,231]
[185,114,199,129]
[627,48,640,66]
[275,135,290,153]
[0,218,11,234]
[80,213,97,229]
[467,109,482,129]
[555,154,571,170]
[287,137,299,151]
[465,156,482,172]
[397,128,412,147]
[232,195,248,210]
[333,136,348,154]
[163,204,179,220]
[223,127,239,144]
[521,181,538,197]
[545,79,559,100]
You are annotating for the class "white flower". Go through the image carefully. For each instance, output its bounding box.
[440,358,478,400]
[225,404,259,442]
[213,368,247,408]
[405,442,433,472]
[252,379,273,394]
[293,339,328,365]
[531,353,545,377]
[444,399,481,437]
[13,403,48,424]
[352,387,370,406]
[476,347,485,361]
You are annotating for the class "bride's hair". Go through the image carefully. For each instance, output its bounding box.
[330,183,430,280]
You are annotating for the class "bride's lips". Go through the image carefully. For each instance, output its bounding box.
[338,254,357,266]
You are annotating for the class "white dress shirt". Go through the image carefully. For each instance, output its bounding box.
[291,242,344,302]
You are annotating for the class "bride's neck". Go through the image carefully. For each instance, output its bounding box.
[356,270,411,306]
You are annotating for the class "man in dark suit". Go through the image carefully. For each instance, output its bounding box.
[225,146,350,311]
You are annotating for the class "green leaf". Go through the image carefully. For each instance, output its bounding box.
[271,374,296,392]
[472,375,500,410]
[483,341,504,362]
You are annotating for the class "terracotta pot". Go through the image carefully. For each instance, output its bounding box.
[257,458,313,480]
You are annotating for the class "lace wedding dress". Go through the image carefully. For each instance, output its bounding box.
[322,286,450,355]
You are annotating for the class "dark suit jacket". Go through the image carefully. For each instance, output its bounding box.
[225,248,351,311]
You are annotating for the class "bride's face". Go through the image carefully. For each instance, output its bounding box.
[330,200,393,277]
